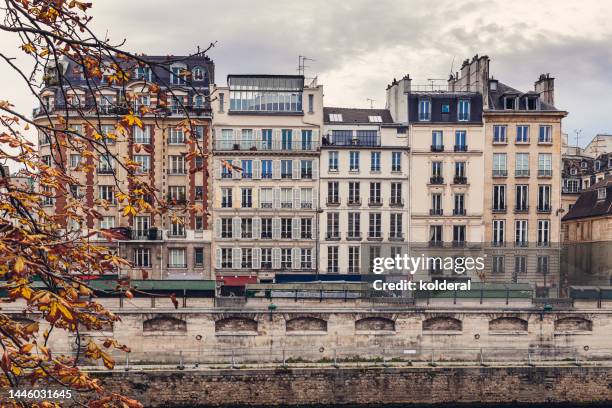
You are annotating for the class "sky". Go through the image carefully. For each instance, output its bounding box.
[2,0,612,147]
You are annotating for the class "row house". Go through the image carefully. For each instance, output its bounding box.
[319,107,410,275]
[35,55,214,280]
[211,75,324,286]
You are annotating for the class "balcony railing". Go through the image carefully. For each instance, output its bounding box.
[322,134,380,147]
[389,233,404,241]
[454,145,468,152]
[97,168,115,175]
[452,209,466,216]
[453,176,467,184]
[300,202,313,209]
[389,198,404,207]
[537,206,552,213]
[131,229,163,240]
[515,169,530,177]
[214,138,319,152]
[368,198,382,207]
[430,209,443,216]
[326,198,340,206]
[325,232,340,241]
[492,169,508,177]
[261,232,272,239]
[492,207,506,213]
[430,144,444,152]
[346,233,362,241]
[514,206,529,213]
[280,202,293,209]
[260,202,273,208]
[538,169,553,177]
[347,198,361,206]
[367,233,383,241]
[429,176,444,184]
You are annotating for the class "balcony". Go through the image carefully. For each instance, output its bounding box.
[280,202,293,209]
[347,198,361,206]
[301,233,313,239]
[167,194,187,205]
[515,241,528,248]
[346,233,362,241]
[389,233,404,241]
[367,234,383,241]
[389,198,404,207]
[214,138,320,152]
[33,102,131,118]
[453,176,467,185]
[538,169,553,177]
[492,170,508,177]
[322,134,380,147]
[492,207,507,213]
[452,209,466,216]
[429,241,443,247]
[167,231,186,238]
[97,168,115,175]
[454,145,468,152]
[562,187,581,194]
[130,228,163,240]
[537,206,552,213]
[260,232,272,239]
[452,241,466,247]
[515,169,530,177]
[326,198,340,206]
[260,202,273,209]
[325,232,340,241]
[368,198,383,207]
[429,176,444,185]
[430,144,444,152]
[514,206,529,213]
[430,209,443,216]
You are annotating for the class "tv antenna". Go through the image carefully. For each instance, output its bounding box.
[366,98,375,108]
[573,129,582,148]
[298,55,315,76]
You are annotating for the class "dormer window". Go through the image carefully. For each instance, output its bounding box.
[170,64,187,85]
[192,66,205,81]
[526,97,538,110]
[597,188,606,200]
[441,104,450,114]
[581,161,587,169]
[135,67,151,81]
[368,115,382,123]
[457,99,470,121]
[418,99,431,121]
[489,80,498,91]
[504,97,516,110]
[595,161,601,171]
[570,168,577,176]
[329,113,343,122]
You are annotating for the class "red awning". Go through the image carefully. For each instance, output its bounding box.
[216,275,258,286]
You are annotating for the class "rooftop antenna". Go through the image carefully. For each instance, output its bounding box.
[573,129,582,149]
[366,98,375,109]
[298,55,315,76]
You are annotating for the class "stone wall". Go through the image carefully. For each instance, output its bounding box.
[88,366,612,407]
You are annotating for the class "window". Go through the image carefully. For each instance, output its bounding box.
[348,246,360,273]
[261,248,272,269]
[369,182,381,204]
[504,97,516,110]
[98,185,115,203]
[170,219,185,237]
[441,103,450,113]
[493,125,507,143]
[133,126,150,144]
[418,99,431,121]
[329,113,343,122]
[431,193,442,215]
[515,220,527,246]
[348,212,360,239]
[327,213,339,239]
[308,94,314,113]
[281,218,292,239]
[170,65,187,85]
[493,153,507,176]
[453,225,466,245]
[70,154,81,169]
[281,129,293,150]
[537,220,550,245]
[218,93,225,112]
[192,66,205,81]
[515,185,528,211]
[348,182,360,204]
[392,151,402,172]
[328,151,338,171]
[455,162,466,179]
[515,153,530,177]
[391,183,402,205]
[514,256,527,274]
[390,213,402,239]
[493,220,505,245]
[429,225,443,245]
[516,125,529,143]
[261,218,272,239]
[431,130,443,150]
[99,216,115,231]
[261,160,272,178]
[281,248,292,269]
[570,168,577,176]
[493,185,506,211]
[327,182,339,204]
[565,179,580,193]
[168,127,185,144]
[241,218,253,239]
[221,248,232,269]
[134,248,151,267]
[301,248,312,269]
[368,213,381,238]
[328,246,339,273]
[134,94,150,110]
[195,216,204,231]
[194,95,204,108]
[98,155,114,173]
[300,160,313,179]
[281,188,293,208]
[281,160,292,179]
[493,256,505,274]
[371,151,381,172]
[454,193,465,215]
[241,160,252,179]
[597,187,607,200]
[168,186,186,202]
[169,155,185,174]
[241,188,252,208]
[135,66,151,81]
[300,188,313,209]
[168,248,186,268]
[368,115,382,123]
[538,185,551,211]
[538,154,552,177]
[431,161,443,182]
[134,155,150,173]
[537,256,549,275]
[221,188,232,208]
[194,248,204,267]
[457,99,470,121]
[301,218,312,239]
[455,131,467,150]
[241,129,254,149]
[349,151,360,171]
[539,125,552,143]
[301,130,313,150]
[241,248,252,269]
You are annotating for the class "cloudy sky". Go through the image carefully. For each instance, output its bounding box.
[2,0,611,146]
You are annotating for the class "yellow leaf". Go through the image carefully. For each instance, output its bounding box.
[14,256,25,272]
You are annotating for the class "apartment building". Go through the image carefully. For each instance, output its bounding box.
[211,75,323,286]
[386,76,485,251]
[34,55,214,280]
[319,107,409,275]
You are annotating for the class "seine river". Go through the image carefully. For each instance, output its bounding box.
[189,405,610,407]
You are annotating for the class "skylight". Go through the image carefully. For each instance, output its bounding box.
[329,113,343,122]
[368,115,382,123]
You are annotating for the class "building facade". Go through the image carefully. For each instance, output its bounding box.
[34,55,214,280]
[210,75,324,287]
[319,107,409,275]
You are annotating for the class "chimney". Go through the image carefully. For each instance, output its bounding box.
[535,73,555,106]
[385,74,410,123]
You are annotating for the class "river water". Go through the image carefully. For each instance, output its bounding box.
[188,404,609,407]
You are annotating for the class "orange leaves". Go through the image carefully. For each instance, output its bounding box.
[122,204,137,217]
[1,350,12,372]
[121,112,143,129]
[85,340,115,369]
[14,255,26,273]
[20,42,36,54]
[68,1,92,12]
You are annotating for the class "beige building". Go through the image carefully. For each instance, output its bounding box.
[34,55,214,280]
[210,75,324,288]
[318,107,409,275]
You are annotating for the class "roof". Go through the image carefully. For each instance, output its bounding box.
[488,81,559,111]
[562,177,612,221]
[323,107,394,124]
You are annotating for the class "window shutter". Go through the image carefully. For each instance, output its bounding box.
[293,188,301,209]
[272,248,281,269]
[313,187,319,210]
[232,128,239,143]
[232,248,241,269]
[272,160,281,179]
[215,248,221,270]
[253,159,261,179]
[215,160,222,179]
[215,218,221,239]
[253,217,261,240]
[312,158,319,180]
[273,129,281,150]
[233,163,242,179]
[273,187,280,209]
[292,248,300,269]
[292,218,300,240]
[272,218,281,240]
[252,248,261,269]
[255,129,262,150]
[292,159,300,179]
[294,129,301,149]
[312,130,319,147]
[232,217,240,238]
